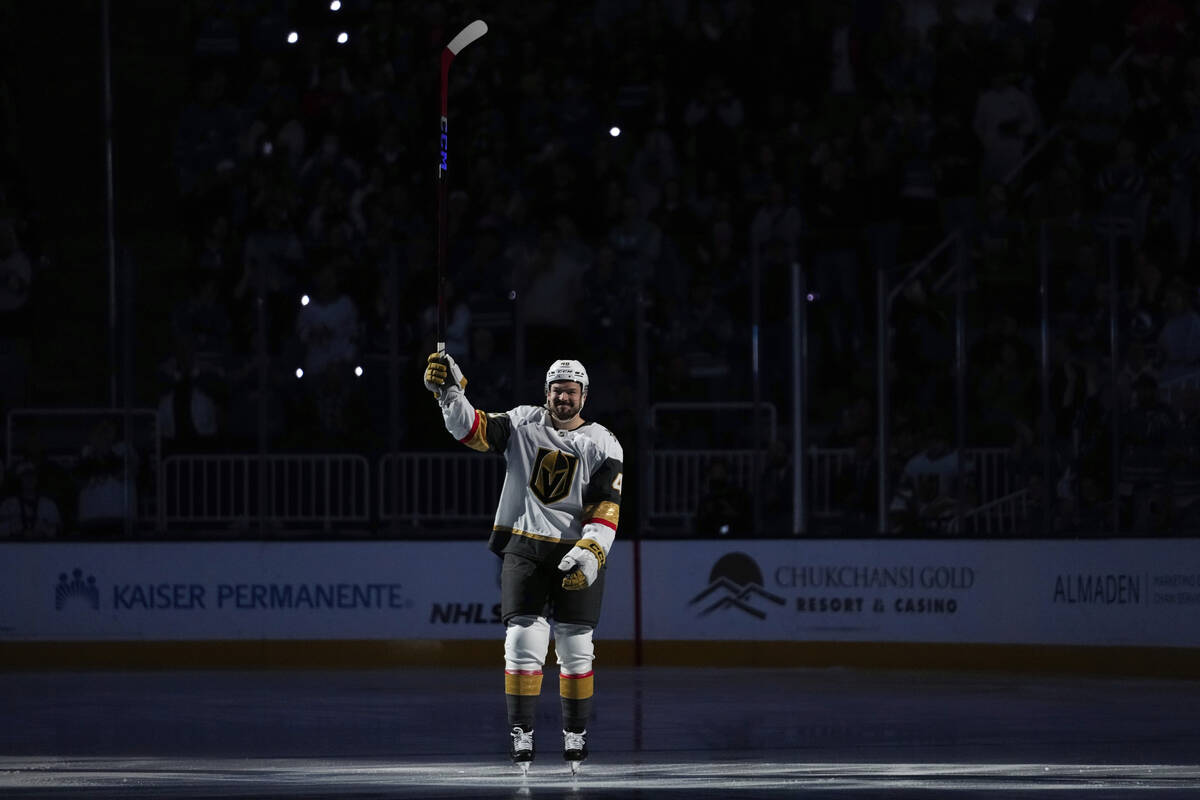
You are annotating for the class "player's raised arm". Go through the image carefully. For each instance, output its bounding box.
[423,351,510,453]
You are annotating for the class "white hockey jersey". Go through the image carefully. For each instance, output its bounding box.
[438,387,624,561]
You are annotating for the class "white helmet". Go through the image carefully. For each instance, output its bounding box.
[545,359,589,393]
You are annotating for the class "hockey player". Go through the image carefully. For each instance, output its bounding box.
[423,353,623,775]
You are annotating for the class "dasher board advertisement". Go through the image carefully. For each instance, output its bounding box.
[0,541,635,641]
[639,539,1200,648]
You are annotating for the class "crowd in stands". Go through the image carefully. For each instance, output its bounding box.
[8,0,1200,537]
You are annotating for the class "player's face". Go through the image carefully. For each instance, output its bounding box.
[547,381,584,421]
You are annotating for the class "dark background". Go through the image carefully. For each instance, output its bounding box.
[1,0,1196,540]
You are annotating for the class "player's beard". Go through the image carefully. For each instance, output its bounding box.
[550,398,580,423]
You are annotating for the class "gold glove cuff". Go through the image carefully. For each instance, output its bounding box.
[577,538,606,570]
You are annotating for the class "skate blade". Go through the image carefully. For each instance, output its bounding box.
[517,761,531,777]
[568,760,581,776]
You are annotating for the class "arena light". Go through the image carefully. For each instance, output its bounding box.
[337,31,349,44]
[300,294,310,306]
[295,368,304,379]
[286,31,299,44]
[354,366,363,377]
[609,126,621,137]
[330,0,342,10]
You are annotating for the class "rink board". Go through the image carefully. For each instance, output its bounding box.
[0,541,635,641]
[1,539,1197,673]
[637,538,1200,648]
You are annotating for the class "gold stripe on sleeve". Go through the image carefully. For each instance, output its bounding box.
[586,501,619,528]
[459,410,490,452]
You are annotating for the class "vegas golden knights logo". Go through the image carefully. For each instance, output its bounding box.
[530,447,579,505]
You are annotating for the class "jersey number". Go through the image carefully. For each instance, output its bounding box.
[612,472,623,494]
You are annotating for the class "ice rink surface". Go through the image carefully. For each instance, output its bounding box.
[2,666,1198,799]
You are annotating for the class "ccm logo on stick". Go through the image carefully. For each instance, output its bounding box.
[439,116,449,177]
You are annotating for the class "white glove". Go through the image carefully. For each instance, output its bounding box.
[423,351,467,398]
[559,539,606,590]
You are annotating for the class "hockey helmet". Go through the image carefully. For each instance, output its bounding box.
[545,359,589,393]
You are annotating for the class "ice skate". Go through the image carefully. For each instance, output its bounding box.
[510,726,534,775]
[563,729,588,775]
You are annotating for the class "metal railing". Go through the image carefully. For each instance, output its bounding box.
[161,453,370,528]
[10,411,1024,535]
[969,447,1017,506]
[648,449,763,523]
[809,446,1015,518]
[378,451,504,524]
[808,447,855,518]
[151,445,1033,533]
[946,488,1032,535]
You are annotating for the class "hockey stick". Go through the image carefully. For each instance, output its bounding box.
[436,19,488,355]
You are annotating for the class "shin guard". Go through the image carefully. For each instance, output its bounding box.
[554,623,595,733]
[505,615,550,730]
